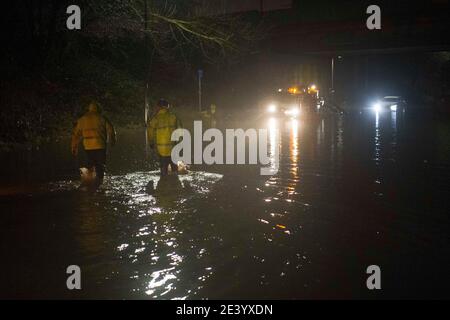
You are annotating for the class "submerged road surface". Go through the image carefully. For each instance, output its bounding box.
[0,110,449,299]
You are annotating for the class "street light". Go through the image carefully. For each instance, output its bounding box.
[198,69,203,112]
[331,55,342,95]
[331,58,334,93]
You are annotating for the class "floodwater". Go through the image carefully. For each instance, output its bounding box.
[1,110,450,299]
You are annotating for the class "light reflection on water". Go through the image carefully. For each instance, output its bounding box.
[48,170,223,299]
[374,111,381,163]
[111,171,221,299]
[1,113,450,299]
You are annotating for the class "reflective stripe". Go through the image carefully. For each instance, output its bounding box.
[147,109,180,157]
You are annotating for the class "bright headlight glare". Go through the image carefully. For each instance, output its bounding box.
[390,104,397,111]
[285,107,299,116]
[267,104,276,113]
[373,102,382,113]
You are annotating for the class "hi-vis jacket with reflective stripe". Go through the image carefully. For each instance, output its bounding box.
[147,108,181,157]
[71,105,116,151]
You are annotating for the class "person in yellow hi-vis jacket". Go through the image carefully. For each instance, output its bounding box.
[71,101,116,183]
[147,99,182,176]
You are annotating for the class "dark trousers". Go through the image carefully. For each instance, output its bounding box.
[159,156,178,176]
[85,149,106,180]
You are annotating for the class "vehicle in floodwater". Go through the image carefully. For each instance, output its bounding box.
[371,96,407,113]
[262,85,321,118]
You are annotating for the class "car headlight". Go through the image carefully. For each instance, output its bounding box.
[267,104,277,113]
[390,104,397,111]
[372,102,382,113]
[285,107,300,117]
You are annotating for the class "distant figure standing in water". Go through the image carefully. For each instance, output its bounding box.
[147,99,182,176]
[201,103,217,128]
[71,101,116,185]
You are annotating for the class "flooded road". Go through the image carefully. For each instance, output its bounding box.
[1,110,450,299]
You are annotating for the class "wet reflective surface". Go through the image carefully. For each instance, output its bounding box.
[1,111,450,299]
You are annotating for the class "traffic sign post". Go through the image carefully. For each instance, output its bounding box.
[198,69,203,112]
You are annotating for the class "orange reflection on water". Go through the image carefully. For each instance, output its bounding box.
[289,119,300,189]
[267,117,280,173]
